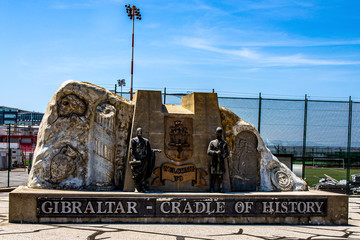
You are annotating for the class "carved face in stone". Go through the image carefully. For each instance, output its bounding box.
[58,94,87,117]
[50,145,79,182]
[97,103,116,117]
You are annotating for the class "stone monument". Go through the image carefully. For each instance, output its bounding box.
[9,80,348,225]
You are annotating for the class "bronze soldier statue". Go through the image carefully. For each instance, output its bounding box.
[130,128,161,192]
[207,127,229,192]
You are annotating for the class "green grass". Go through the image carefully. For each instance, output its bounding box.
[304,168,360,187]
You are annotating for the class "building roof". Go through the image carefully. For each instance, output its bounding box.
[0,106,21,111]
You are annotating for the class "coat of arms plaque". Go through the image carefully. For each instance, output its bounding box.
[164,117,193,161]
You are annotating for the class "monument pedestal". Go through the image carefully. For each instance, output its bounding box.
[9,186,348,225]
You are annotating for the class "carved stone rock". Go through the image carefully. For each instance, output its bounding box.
[220,106,307,191]
[50,145,79,183]
[28,81,133,190]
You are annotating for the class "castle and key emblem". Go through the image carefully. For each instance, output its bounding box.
[165,117,193,161]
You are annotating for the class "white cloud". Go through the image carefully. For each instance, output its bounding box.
[177,37,360,66]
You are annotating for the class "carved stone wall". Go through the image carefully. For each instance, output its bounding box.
[28,81,133,190]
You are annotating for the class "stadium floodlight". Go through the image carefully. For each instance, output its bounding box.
[125,4,142,100]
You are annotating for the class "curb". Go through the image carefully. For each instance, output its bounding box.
[0,187,16,192]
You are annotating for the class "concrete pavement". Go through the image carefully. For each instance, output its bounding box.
[0,168,28,188]
[1,192,360,239]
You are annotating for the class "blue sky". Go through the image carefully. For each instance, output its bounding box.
[1,0,360,112]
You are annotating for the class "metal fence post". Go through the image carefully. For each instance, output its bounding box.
[346,96,353,194]
[7,124,11,187]
[258,92,262,133]
[302,94,308,179]
[164,87,166,104]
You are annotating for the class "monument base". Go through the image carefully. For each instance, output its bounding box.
[9,186,348,225]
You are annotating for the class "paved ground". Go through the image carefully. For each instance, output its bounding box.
[0,168,28,188]
[1,170,360,239]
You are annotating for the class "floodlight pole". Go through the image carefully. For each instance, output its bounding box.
[118,79,126,97]
[125,4,141,101]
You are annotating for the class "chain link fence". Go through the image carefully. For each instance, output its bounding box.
[3,89,358,193]
[115,89,359,193]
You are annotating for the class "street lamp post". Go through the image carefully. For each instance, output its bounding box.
[125,4,141,101]
[117,79,126,97]
[7,124,11,187]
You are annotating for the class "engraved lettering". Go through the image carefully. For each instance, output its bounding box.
[235,201,245,213]
[288,202,297,213]
[183,202,194,213]
[171,202,181,213]
[53,201,59,213]
[160,202,170,213]
[262,202,273,214]
[105,202,116,213]
[84,202,95,214]
[275,202,281,213]
[297,202,306,213]
[206,202,215,214]
[315,202,324,213]
[61,201,72,213]
[41,201,53,214]
[97,202,106,214]
[215,202,225,213]
[307,202,315,213]
[281,202,288,213]
[244,202,253,213]
[127,202,138,213]
[72,201,82,214]
[195,202,206,213]
[114,202,125,213]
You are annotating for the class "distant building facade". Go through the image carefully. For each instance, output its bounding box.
[0,125,38,169]
[0,106,18,125]
[0,106,44,126]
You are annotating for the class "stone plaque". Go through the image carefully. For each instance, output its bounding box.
[230,131,259,191]
[165,117,193,162]
[37,197,327,218]
[152,163,207,186]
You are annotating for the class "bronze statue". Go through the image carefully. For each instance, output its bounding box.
[130,128,161,192]
[207,127,229,192]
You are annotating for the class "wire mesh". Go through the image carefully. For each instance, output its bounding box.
[307,101,349,148]
[260,99,304,151]
[218,98,259,127]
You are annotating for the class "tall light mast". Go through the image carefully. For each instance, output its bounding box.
[125,4,141,101]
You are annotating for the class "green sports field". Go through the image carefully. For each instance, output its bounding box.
[304,168,360,187]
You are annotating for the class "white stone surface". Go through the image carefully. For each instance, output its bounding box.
[28,81,133,190]
[232,119,307,191]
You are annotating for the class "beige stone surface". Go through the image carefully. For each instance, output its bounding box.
[9,187,348,225]
[124,91,224,192]
[28,81,134,190]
